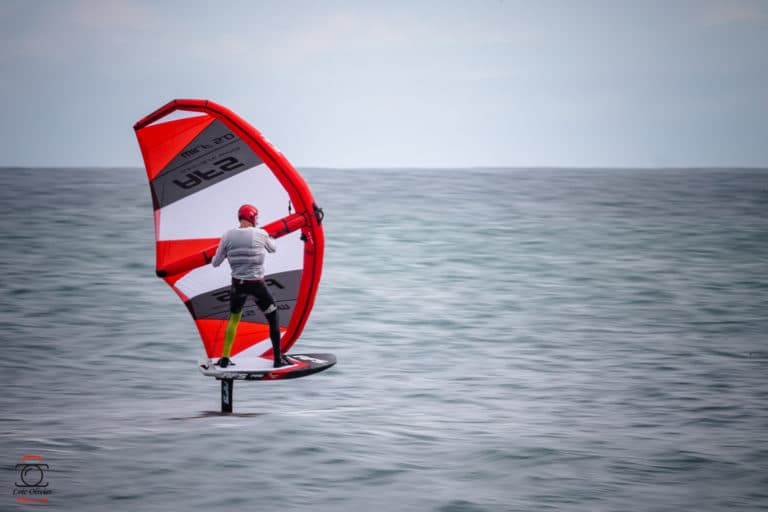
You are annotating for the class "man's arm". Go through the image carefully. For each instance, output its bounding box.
[259,228,277,253]
[264,233,277,253]
[211,233,229,267]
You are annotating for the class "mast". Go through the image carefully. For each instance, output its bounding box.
[221,379,233,413]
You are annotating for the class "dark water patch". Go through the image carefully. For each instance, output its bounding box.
[435,500,491,512]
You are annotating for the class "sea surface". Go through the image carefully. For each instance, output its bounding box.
[0,167,766,511]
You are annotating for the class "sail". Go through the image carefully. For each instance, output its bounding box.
[133,99,324,361]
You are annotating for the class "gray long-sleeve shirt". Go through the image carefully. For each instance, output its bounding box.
[211,227,277,280]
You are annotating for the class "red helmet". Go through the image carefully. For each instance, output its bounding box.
[238,204,259,225]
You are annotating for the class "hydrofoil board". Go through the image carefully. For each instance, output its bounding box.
[199,353,336,381]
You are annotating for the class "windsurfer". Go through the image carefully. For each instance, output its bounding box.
[211,204,291,368]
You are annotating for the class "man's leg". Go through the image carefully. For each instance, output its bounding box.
[264,307,288,368]
[218,283,246,368]
[217,311,243,367]
[252,281,288,368]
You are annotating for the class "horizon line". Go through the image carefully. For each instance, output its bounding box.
[2,165,768,171]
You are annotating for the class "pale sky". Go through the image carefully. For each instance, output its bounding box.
[1,0,767,168]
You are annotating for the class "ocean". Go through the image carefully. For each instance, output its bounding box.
[0,167,766,511]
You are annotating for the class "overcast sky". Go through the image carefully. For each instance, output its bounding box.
[1,0,767,168]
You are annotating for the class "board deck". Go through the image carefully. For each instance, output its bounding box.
[199,353,336,381]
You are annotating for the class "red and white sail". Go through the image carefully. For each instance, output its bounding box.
[134,99,324,363]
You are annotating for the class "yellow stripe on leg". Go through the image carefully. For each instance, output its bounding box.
[221,312,242,358]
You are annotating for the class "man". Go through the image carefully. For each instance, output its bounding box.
[211,204,291,368]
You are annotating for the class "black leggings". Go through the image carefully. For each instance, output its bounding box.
[230,278,281,357]
[229,278,276,314]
